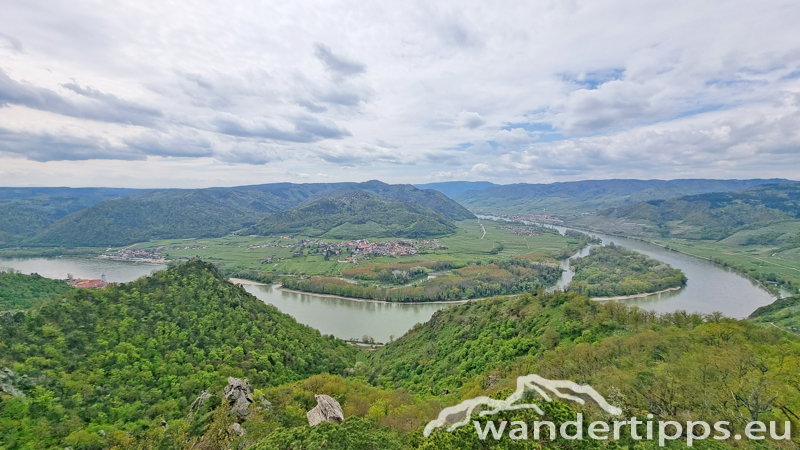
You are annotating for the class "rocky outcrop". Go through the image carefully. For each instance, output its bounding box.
[187,390,212,421]
[224,377,254,421]
[306,394,344,426]
[0,367,25,398]
[228,423,246,437]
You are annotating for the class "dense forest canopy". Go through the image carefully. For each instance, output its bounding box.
[0,260,356,448]
[0,270,73,311]
[1,261,799,448]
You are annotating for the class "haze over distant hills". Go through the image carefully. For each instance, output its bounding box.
[575,182,800,240]
[451,178,790,216]
[17,181,472,247]
[1,178,796,248]
[414,181,496,198]
[250,190,463,239]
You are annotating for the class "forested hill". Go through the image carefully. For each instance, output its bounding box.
[0,270,73,311]
[578,182,800,240]
[321,180,475,221]
[14,180,471,247]
[251,190,459,239]
[453,178,789,216]
[0,260,357,448]
[0,187,143,245]
[29,189,280,247]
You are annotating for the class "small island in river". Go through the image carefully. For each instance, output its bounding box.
[567,243,687,299]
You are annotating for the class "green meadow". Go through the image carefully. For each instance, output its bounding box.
[129,220,589,276]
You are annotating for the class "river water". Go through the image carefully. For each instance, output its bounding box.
[0,222,781,342]
[0,256,444,343]
[478,216,777,319]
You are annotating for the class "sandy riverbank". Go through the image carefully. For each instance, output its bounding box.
[228,278,269,286]
[591,286,682,301]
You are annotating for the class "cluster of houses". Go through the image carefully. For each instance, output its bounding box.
[496,225,543,236]
[99,248,167,263]
[66,274,109,289]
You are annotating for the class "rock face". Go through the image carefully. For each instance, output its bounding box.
[0,367,26,398]
[187,389,212,421]
[224,377,254,421]
[306,394,344,426]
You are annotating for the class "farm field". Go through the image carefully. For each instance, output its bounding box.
[128,220,592,276]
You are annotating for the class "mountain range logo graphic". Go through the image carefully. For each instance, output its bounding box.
[423,374,623,437]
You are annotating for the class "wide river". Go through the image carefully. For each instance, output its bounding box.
[0,223,781,342]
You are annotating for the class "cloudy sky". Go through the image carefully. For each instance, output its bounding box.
[1,0,799,188]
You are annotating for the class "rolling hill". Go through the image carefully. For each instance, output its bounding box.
[575,182,800,240]
[454,178,789,217]
[0,260,357,448]
[0,187,143,245]
[29,189,284,247]
[250,190,460,239]
[18,181,473,247]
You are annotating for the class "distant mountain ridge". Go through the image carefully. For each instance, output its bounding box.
[414,181,496,198]
[250,190,461,239]
[23,180,472,246]
[576,182,800,240]
[453,178,791,216]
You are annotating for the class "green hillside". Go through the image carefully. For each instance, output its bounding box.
[2,263,800,448]
[313,180,475,221]
[251,190,460,238]
[0,270,73,311]
[0,187,141,245]
[29,190,277,247]
[454,178,788,217]
[0,260,357,448]
[577,182,800,240]
[15,181,472,248]
[749,295,800,330]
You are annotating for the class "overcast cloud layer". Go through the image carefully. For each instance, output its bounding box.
[0,0,799,187]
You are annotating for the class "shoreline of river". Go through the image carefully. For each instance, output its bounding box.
[591,286,683,301]
[228,277,269,286]
[567,223,787,298]
[275,285,474,305]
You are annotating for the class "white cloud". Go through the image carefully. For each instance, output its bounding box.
[0,0,798,186]
[494,128,530,146]
[456,111,486,129]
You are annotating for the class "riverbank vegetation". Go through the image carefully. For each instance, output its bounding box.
[567,243,687,297]
[0,269,73,311]
[2,261,799,448]
[281,259,562,302]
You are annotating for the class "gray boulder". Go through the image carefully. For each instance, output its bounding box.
[306,394,344,426]
[229,422,246,437]
[224,377,254,421]
[0,367,25,398]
